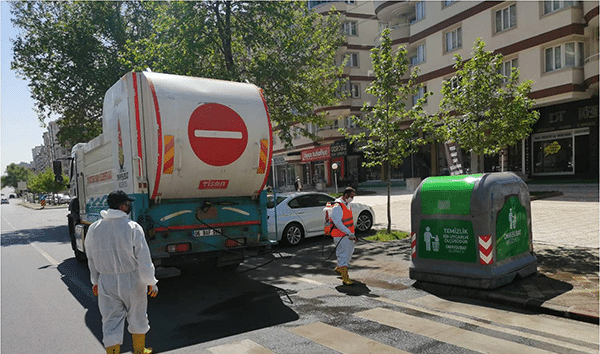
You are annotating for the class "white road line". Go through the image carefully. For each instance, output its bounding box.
[408,295,599,346]
[374,296,598,353]
[289,322,410,354]
[29,242,95,300]
[207,339,274,354]
[30,242,59,266]
[356,307,556,354]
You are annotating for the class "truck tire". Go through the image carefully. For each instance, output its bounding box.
[282,223,304,246]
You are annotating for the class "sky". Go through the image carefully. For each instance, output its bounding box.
[1,2,50,177]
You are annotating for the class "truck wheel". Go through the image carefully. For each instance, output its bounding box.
[282,223,304,246]
[356,211,373,232]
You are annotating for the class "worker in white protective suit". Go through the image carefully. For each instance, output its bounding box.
[330,187,357,285]
[85,190,158,354]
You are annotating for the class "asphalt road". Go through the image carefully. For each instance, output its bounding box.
[1,199,597,353]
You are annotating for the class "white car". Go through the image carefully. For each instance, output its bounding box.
[267,192,374,246]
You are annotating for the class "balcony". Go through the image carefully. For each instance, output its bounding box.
[374,1,413,22]
[584,53,599,91]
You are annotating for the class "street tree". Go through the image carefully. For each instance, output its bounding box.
[10,1,155,146]
[429,38,539,172]
[1,163,34,189]
[10,1,345,147]
[26,168,69,196]
[342,29,430,233]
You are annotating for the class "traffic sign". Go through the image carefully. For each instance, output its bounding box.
[188,103,248,166]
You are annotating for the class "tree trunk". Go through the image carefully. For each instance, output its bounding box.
[386,160,392,234]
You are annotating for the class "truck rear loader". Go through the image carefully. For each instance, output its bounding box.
[65,71,274,270]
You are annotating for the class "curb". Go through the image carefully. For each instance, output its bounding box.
[413,281,600,325]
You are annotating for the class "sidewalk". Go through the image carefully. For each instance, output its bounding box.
[351,182,599,324]
[18,200,68,210]
[352,239,599,324]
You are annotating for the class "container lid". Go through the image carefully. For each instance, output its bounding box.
[420,174,483,215]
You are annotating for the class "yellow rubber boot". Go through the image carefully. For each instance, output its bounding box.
[339,266,353,285]
[132,333,153,354]
[105,344,120,354]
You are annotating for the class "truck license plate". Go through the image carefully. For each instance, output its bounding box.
[193,228,222,237]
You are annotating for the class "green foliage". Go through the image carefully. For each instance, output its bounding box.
[342,29,430,233]
[428,38,539,159]
[1,163,34,189]
[365,230,409,242]
[26,168,69,194]
[343,29,430,171]
[11,1,345,147]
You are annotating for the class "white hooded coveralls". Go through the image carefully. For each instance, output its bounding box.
[330,197,355,267]
[85,209,157,348]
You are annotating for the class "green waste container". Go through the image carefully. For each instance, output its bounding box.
[409,172,537,289]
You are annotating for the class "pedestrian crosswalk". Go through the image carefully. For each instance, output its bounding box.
[206,295,599,354]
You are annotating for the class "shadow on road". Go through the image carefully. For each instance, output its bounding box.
[56,257,299,352]
[1,225,70,247]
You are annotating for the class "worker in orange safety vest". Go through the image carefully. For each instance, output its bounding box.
[330,187,357,285]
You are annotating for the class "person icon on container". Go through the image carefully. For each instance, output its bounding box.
[424,227,440,252]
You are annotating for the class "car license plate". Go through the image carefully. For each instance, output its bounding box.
[193,228,222,237]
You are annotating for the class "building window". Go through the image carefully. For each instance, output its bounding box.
[411,43,426,65]
[412,86,427,106]
[495,4,516,33]
[345,53,359,67]
[351,83,361,98]
[448,75,462,90]
[545,42,584,72]
[543,0,579,15]
[500,58,518,81]
[416,1,426,21]
[342,21,358,36]
[444,0,456,7]
[445,27,462,52]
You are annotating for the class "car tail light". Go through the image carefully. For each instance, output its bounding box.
[166,243,191,253]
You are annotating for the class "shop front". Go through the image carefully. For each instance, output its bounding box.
[301,145,331,190]
[531,98,598,178]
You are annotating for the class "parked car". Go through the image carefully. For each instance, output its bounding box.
[59,194,71,204]
[267,192,374,246]
[1,197,9,204]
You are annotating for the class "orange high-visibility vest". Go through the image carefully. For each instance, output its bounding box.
[330,202,355,237]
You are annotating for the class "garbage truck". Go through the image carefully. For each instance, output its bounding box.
[64,71,274,271]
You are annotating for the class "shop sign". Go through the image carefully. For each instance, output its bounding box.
[535,100,598,133]
[418,219,476,263]
[496,196,530,261]
[331,140,348,158]
[301,145,331,162]
[443,141,464,175]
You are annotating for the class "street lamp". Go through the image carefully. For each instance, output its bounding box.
[332,163,339,194]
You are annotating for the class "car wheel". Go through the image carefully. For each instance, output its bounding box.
[356,211,373,232]
[282,223,304,246]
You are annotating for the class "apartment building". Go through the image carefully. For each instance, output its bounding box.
[273,1,599,190]
[33,120,70,174]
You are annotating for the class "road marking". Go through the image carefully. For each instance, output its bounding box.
[374,296,599,353]
[29,242,96,300]
[289,322,409,354]
[356,307,556,354]
[30,242,59,266]
[408,295,599,346]
[207,339,274,354]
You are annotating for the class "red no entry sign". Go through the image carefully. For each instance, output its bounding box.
[188,103,248,166]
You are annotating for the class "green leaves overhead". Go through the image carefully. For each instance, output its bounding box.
[432,38,539,157]
[10,1,344,148]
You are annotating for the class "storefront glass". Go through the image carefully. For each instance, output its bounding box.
[533,134,574,175]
